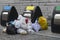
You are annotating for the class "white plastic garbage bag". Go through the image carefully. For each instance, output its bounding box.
[20,17,32,30]
[12,15,34,34]
[13,20,21,28]
[17,15,23,20]
[12,15,23,28]
[2,28,7,33]
[27,26,32,30]
[13,15,31,29]
[27,29,35,33]
[17,28,27,35]
[20,17,28,29]
[31,20,41,32]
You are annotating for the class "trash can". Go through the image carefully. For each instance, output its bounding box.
[1,5,18,26]
[51,6,60,33]
[31,6,43,23]
[22,5,43,23]
[23,10,31,18]
[22,5,35,18]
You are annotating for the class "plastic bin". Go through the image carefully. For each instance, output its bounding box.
[1,5,18,26]
[51,6,60,33]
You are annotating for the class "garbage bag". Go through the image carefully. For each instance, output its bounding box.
[31,20,41,32]
[28,25,32,30]
[27,29,35,33]
[13,20,21,28]
[6,24,17,35]
[38,16,48,30]
[13,15,31,30]
[17,28,27,35]
[17,15,23,20]
[20,17,32,30]
[3,27,7,33]
[12,15,23,28]
[20,17,28,30]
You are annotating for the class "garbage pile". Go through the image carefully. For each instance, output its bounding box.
[3,14,48,35]
[2,5,48,35]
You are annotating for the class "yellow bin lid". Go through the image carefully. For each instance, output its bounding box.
[26,6,35,10]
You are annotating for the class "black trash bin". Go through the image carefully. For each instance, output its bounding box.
[22,5,43,23]
[51,6,60,33]
[1,5,18,26]
[31,6,43,23]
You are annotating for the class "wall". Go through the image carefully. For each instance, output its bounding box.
[0,0,60,25]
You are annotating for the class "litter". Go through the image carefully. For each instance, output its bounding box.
[38,16,48,30]
[17,28,27,35]
[31,20,41,32]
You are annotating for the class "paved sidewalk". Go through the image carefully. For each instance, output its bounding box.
[0,25,60,40]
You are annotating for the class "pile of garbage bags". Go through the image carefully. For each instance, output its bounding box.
[3,15,48,35]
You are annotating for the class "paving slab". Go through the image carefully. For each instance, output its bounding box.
[0,25,60,40]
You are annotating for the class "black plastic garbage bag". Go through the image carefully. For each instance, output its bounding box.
[6,24,17,35]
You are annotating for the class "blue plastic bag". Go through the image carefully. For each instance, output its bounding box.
[31,20,41,32]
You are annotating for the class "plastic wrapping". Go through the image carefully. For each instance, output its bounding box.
[38,16,48,30]
[31,20,41,32]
